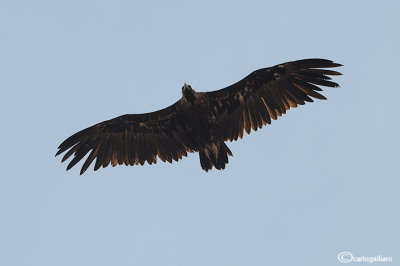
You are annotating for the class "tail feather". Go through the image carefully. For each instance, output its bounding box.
[199,142,233,171]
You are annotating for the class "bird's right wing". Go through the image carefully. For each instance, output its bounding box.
[55,99,198,175]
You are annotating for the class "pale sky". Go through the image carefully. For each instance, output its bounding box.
[1,1,399,265]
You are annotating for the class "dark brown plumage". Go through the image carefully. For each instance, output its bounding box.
[56,58,342,174]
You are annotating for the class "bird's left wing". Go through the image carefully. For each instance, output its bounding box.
[205,58,342,141]
[56,100,198,175]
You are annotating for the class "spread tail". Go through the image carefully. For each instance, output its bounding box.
[199,142,233,171]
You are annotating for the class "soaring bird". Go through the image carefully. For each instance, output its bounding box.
[56,58,342,175]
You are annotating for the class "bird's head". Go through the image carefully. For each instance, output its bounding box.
[182,83,193,94]
[181,83,196,103]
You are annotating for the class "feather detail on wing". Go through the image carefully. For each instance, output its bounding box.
[55,100,198,175]
[205,58,342,141]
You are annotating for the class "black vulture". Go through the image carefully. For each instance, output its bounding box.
[56,58,342,174]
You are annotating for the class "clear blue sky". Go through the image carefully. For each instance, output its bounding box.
[1,1,399,265]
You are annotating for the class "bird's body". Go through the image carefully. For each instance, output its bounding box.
[56,58,342,174]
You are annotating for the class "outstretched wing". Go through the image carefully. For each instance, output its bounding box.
[56,100,198,175]
[206,58,342,141]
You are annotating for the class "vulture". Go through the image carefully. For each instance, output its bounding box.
[56,58,342,174]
